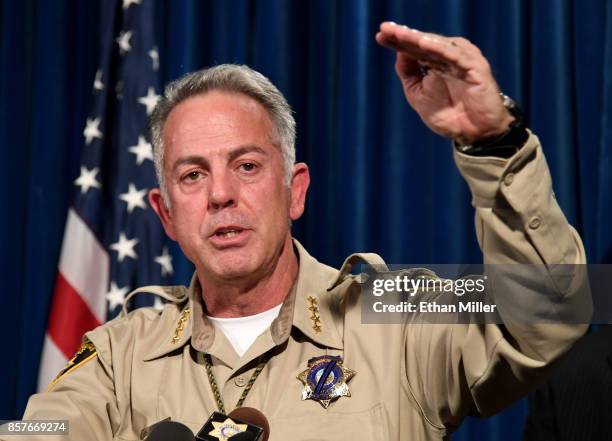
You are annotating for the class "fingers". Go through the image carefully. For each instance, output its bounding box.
[375,22,423,59]
[376,22,488,78]
[376,24,439,69]
[393,53,423,91]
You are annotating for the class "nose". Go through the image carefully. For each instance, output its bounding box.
[207,171,236,211]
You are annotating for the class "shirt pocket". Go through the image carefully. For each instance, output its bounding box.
[269,402,389,441]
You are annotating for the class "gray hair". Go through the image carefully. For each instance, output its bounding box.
[149,64,296,204]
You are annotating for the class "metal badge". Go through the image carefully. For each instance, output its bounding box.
[207,417,247,440]
[196,412,264,441]
[297,355,356,409]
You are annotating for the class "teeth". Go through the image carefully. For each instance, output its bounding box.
[217,230,239,238]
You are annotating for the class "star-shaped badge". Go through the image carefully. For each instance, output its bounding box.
[208,418,248,440]
[297,355,356,409]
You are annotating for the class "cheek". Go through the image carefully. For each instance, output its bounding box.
[246,182,290,218]
[169,197,207,238]
[262,190,291,237]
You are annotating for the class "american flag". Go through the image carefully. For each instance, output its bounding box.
[37,0,172,390]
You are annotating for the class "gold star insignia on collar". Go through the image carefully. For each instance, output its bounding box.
[297,355,356,408]
[307,296,322,333]
[171,307,190,344]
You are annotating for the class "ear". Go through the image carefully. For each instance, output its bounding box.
[149,188,177,241]
[289,163,310,221]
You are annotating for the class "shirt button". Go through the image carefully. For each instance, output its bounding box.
[503,173,515,186]
[234,376,247,387]
[528,216,541,230]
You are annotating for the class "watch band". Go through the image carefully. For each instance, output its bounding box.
[457,93,529,158]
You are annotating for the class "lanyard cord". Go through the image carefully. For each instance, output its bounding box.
[203,353,268,413]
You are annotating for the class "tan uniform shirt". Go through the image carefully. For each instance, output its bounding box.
[18,134,588,441]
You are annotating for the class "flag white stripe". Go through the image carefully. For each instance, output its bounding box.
[58,209,110,323]
[36,335,68,392]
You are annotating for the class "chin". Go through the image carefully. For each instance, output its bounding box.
[208,253,260,281]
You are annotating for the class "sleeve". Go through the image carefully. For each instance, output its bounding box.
[403,132,590,431]
[8,334,120,441]
[453,130,583,267]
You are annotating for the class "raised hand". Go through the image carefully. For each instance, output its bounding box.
[375,22,514,144]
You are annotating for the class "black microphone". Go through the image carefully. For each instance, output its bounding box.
[196,407,269,441]
[228,432,256,441]
[145,421,195,441]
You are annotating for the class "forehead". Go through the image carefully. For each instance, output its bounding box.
[162,90,277,159]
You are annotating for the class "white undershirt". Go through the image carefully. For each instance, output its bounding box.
[206,304,283,357]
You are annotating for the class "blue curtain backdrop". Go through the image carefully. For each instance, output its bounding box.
[1,0,611,439]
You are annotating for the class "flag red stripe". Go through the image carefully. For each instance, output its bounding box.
[47,272,102,359]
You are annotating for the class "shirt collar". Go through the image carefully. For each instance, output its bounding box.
[272,239,344,350]
[144,239,345,361]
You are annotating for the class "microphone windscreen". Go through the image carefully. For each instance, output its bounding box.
[146,421,195,441]
[228,407,270,441]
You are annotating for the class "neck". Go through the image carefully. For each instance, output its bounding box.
[198,235,298,318]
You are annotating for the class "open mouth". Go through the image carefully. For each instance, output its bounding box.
[214,228,244,239]
[209,225,251,247]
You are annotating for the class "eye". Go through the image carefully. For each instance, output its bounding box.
[239,162,257,173]
[183,170,203,182]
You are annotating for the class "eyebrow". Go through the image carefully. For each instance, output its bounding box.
[227,145,267,163]
[172,144,268,171]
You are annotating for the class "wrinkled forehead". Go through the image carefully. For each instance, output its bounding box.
[162,90,279,161]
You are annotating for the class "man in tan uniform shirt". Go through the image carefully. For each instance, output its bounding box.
[17,22,588,441]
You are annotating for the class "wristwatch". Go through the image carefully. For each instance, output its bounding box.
[456,93,529,158]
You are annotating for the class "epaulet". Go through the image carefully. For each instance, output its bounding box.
[327,252,388,291]
[46,337,97,391]
[120,284,188,317]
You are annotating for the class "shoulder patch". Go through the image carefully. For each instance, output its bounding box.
[47,338,97,391]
